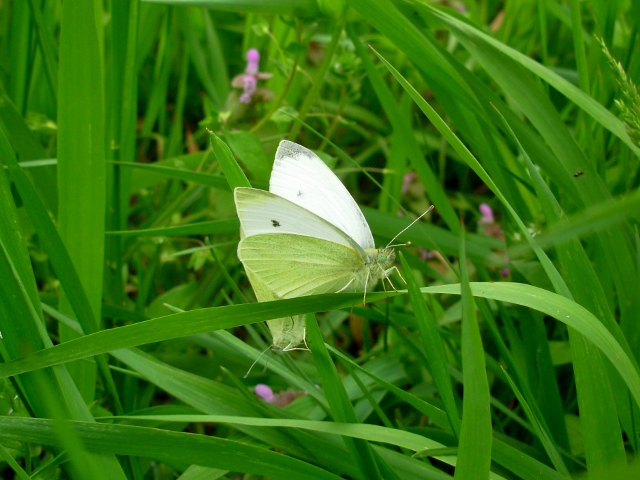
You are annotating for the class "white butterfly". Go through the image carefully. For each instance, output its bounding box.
[235,140,401,351]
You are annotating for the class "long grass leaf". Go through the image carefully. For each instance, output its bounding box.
[306,314,387,480]
[454,231,492,478]
[400,253,461,437]
[2,126,124,415]
[0,417,342,480]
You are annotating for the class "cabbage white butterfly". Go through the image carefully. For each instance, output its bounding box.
[235,140,406,351]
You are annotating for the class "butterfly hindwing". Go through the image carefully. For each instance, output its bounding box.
[238,233,366,298]
[244,267,307,351]
[267,316,306,352]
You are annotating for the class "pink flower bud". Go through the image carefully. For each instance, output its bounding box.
[478,203,494,224]
[246,48,260,75]
[254,384,275,403]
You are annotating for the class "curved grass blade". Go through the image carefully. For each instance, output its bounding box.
[108,159,230,190]
[422,4,640,156]
[348,26,459,233]
[1,129,124,415]
[399,253,461,437]
[108,414,451,452]
[305,314,389,480]
[501,367,568,475]
[106,218,239,237]
[0,417,342,480]
[327,346,567,480]
[0,292,393,379]
[421,282,640,410]
[496,107,628,473]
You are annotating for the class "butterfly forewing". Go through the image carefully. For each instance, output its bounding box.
[269,141,375,250]
[238,234,365,298]
[235,187,364,255]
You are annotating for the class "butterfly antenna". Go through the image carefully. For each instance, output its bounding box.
[387,240,411,248]
[244,345,271,378]
[262,349,273,373]
[386,205,434,248]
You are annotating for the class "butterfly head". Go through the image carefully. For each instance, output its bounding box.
[376,247,396,269]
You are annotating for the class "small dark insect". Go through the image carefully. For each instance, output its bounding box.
[297,190,304,197]
[574,170,584,178]
[271,220,281,227]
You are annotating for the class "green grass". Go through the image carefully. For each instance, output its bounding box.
[1,0,639,479]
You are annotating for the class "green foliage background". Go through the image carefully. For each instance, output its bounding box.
[1,0,639,479]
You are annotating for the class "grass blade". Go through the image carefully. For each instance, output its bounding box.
[454,231,492,478]
[400,253,461,437]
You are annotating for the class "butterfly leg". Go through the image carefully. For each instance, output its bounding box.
[337,277,356,293]
[362,269,371,304]
[302,327,310,350]
[380,267,395,290]
[383,266,405,290]
[282,328,311,352]
[244,345,271,378]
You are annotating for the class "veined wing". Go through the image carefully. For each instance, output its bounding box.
[238,233,365,298]
[269,140,375,250]
[267,316,307,352]
[244,267,307,351]
[234,187,364,255]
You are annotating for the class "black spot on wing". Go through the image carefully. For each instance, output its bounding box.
[271,220,281,227]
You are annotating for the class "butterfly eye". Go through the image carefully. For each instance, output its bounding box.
[377,253,387,263]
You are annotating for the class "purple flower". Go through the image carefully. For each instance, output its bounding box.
[402,172,417,195]
[419,248,435,260]
[254,384,306,407]
[255,384,275,403]
[245,48,260,75]
[239,76,257,104]
[500,268,510,276]
[478,203,494,224]
[231,48,272,104]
